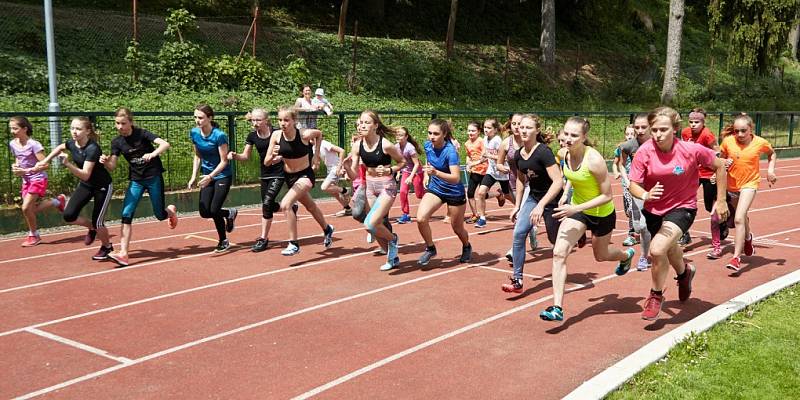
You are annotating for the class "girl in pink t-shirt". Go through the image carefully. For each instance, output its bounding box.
[627,107,729,321]
[394,126,424,224]
[8,116,66,247]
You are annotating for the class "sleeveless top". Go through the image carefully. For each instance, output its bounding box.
[278,130,310,159]
[562,147,614,217]
[359,138,392,168]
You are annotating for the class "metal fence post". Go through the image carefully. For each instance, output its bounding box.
[789,114,795,147]
[755,113,762,136]
[337,113,346,149]
[227,114,237,184]
[718,113,724,144]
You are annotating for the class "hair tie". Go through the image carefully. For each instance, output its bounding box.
[688,112,705,121]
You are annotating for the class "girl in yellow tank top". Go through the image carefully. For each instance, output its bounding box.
[538,117,635,323]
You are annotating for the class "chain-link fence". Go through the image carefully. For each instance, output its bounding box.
[2,109,798,205]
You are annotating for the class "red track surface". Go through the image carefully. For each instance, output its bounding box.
[3,159,799,399]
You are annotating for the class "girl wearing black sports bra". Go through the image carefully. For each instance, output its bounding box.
[347,110,406,271]
[264,106,334,256]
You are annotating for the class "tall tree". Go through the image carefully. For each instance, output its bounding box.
[540,0,555,67]
[338,0,350,44]
[660,0,684,105]
[445,0,458,59]
[789,18,799,61]
[709,0,800,73]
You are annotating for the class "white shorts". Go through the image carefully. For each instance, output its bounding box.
[322,168,340,187]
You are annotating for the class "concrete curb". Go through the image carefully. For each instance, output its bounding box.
[563,267,800,400]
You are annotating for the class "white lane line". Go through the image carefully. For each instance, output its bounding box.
[291,273,619,400]
[14,257,508,400]
[683,227,800,258]
[0,226,510,337]
[25,328,133,364]
[479,266,544,280]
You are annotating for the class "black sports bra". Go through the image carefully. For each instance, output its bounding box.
[278,130,311,159]
[359,138,392,167]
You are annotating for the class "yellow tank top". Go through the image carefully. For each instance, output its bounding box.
[563,147,614,217]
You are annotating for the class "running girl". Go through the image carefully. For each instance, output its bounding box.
[347,110,406,270]
[613,125,636,244]
[501,114,563,293]
[416,119,472,266]
[316,138,351,217]
[628,107,729,321]
[618,116,653,271]
[263,106,335,256]
[99,108,178,266]
[463,121,487,224]
[188,104,238,253]
[227,108,283,252]
[37,117,114,260]
[9,116,66,246]
[474,118,514,228]
[720,114,777,272]
[395,126,424,224]
[540,117,635,322]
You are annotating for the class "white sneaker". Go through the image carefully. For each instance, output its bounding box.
[281,243,300,256]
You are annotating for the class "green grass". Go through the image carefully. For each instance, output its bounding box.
[608,284,800,399]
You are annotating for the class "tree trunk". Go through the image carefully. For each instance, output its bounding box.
[338,0,349,44]
[540,0,555,67]
[660,0,684,105]
[445,0,458,59]
[789,23,799,61]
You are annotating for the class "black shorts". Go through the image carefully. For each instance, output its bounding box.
[429,190,467,207]
[285,167,315,189]
[642,207,697,238]
[480,174,511,194]
[467,172,484,199]
[568,211,616,237]
[699,178,731,214]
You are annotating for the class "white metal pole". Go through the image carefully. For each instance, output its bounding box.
[43,0,62,157]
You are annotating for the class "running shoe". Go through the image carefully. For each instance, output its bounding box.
[334,207,350,217]
[167,204,178,229]
[323,225,335,248]
[281,242,300,256]
[56,194,67,213]
[366,233,374,243]
[21,235,41,247]
[474,218,487,228]
[214,239,231,253]
[539,305,564,321]
[418,247,437,266]
[501,277,523,293]
[251,238,268,252]
[636,256,651,271]
[577,234,587,248]
[726,256,742,272]
[225,208,238,233]
[379,256,400,271]
[676,263,696,302]
[505,248,513,263]
[107,252,129,267]
[387,234,399,261]
[622,234,639,246]
[459,243,472,263]
[84,229,97,246]
[615,248,636,276]
[92,244,113,260]
[707,246,723,260]
[529,227,539,251]
[744,233,755,256]
[719,222,729,241]
[465,214,478,224]
[396,214,411,224]
[641,291,665,320]
[678,232,692,246]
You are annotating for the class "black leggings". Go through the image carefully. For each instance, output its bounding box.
[467,172,484,199]
[199,176,232,240]
[63,182,113,229]
[261,177,285,219]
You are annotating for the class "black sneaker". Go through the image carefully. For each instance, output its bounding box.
[323,225,334,248]
[459,244,472,263]
[225,208,238,233]
[678,232,691,246]
[92,244,113,260]
[251,238,268,252]
[215,239,231,253]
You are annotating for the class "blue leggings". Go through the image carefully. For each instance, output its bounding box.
[512,193,560,280]
[121,175,167,225]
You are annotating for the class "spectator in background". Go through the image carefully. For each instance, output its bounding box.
[294,84,318,129]
[312,88,334,116]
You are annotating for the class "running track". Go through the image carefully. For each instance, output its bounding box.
[3,159,800,399]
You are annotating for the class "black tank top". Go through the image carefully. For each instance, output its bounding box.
[359,138,392,167]
[278,130,311,159]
